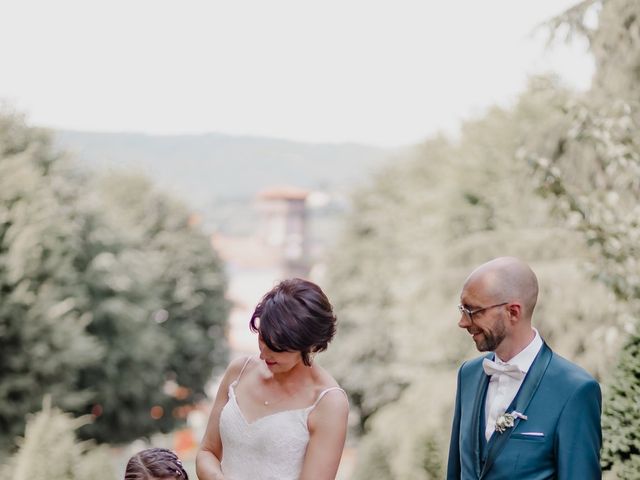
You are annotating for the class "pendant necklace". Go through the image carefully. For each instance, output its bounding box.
[263,395,285,406]
[263,385,289,407]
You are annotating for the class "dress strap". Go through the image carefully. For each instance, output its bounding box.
[234,356,253,384]
[310,387,347,410]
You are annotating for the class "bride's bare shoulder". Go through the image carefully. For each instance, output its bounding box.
[224,355,256,380]
[312,363,342,390]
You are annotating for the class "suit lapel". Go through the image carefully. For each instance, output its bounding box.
[471,354,492,478]
[479,343,553,478]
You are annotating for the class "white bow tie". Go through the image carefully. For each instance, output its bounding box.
[483,358,525,380]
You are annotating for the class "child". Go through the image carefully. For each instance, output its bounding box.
[125,447,189,480]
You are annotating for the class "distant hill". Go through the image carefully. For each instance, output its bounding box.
[53,130,396,206]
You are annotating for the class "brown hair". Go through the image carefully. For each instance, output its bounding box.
[250,278,337,366]
[124,448,189,480]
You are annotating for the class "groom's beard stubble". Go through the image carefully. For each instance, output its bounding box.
[474,320,507,352]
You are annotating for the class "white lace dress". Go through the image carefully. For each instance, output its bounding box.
[218,357,345,480]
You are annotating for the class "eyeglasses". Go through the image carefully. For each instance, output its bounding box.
[457,302,508,322]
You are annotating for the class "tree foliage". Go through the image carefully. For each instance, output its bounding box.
[526,0,640,476]
[0,111,103,450]
[601,334,640,477]
[78,173,229,442]
[0,110,229,448]
[0,396,115,480]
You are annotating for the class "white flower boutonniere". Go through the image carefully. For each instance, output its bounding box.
[495,410,528,434]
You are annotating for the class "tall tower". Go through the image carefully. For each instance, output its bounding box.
[257,186,309,278]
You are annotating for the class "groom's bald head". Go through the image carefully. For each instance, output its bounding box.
[464,256,538,321]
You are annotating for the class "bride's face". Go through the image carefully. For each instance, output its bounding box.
[258,334,303,372]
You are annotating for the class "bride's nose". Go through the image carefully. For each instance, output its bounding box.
[258,336,270,357]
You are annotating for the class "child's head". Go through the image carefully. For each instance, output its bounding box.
[124,448,189,480]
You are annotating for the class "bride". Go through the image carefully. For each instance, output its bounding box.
[196,278,349,480]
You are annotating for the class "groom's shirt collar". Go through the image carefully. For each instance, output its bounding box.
[494,328,543,374]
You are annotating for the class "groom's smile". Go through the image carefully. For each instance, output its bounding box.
[471,326,506,352]
[458,303,508,353]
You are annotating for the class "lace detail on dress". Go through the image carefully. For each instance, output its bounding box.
[218,357,346,480]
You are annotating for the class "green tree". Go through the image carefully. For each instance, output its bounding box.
[526,26,640,307]
[78,173,229,442]
[0,111,103,450]
[528,2,640,475]
[601,334,640,477]
[531,1,640,301]
[0,110,229,447]
[0,396,115,480]
[97,173,228,393]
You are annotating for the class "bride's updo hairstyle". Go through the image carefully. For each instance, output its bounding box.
[250,278,337,366]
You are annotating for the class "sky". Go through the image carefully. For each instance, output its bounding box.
[0,0,594,147]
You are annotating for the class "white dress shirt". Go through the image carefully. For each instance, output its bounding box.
[484,329,543,441]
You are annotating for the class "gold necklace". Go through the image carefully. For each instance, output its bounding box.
[263,393,287,406]
[262,383,293,407]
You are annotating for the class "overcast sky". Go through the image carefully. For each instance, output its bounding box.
[0,0,593,147]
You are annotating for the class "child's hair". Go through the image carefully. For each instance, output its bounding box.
[124,447,189,480]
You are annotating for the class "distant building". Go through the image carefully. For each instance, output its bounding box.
[211,185,311,357]
[257,186,310,278]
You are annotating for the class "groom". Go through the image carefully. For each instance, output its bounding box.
[447,257,602,479]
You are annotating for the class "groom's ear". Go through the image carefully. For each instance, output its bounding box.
[506,303,522,324]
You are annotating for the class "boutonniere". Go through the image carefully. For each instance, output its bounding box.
[495,410,528,434]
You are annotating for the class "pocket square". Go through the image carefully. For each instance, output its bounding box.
[519,432,544,437]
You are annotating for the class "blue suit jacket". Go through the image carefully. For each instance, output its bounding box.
[446,343,602,480]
